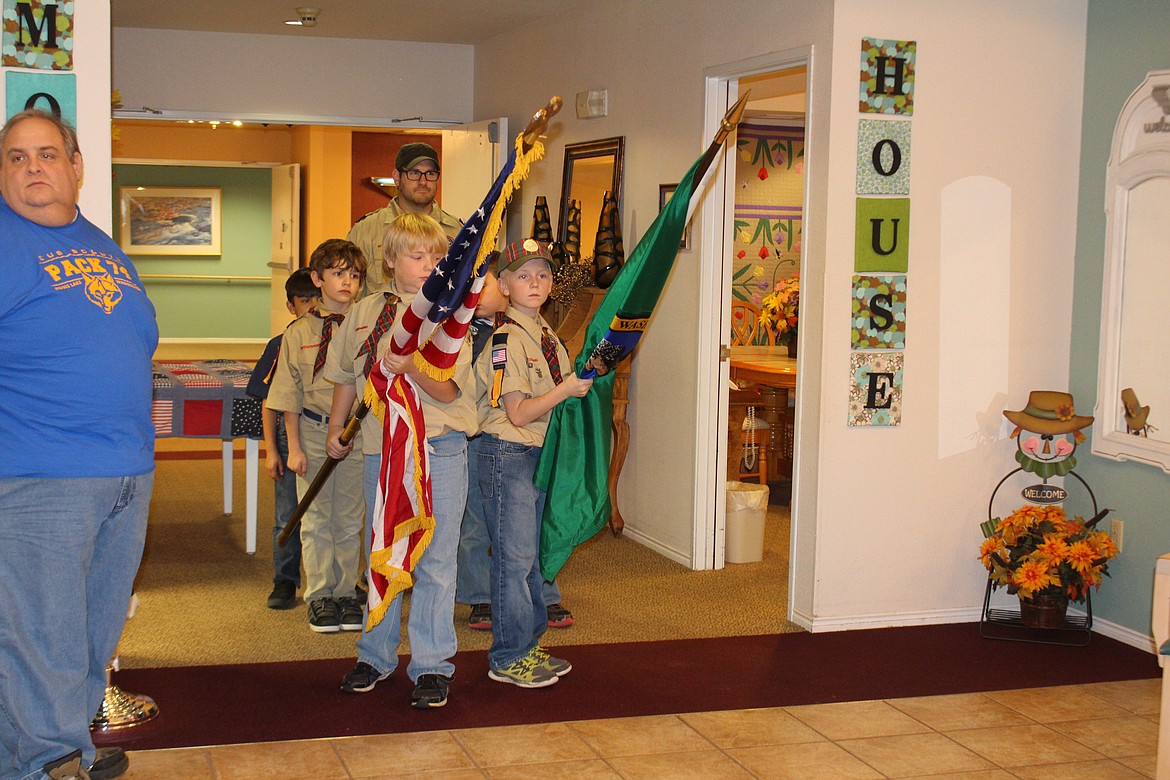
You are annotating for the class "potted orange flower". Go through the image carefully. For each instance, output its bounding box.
[979,505,1117,628]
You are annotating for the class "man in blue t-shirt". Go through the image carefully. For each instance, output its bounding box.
[0,110,158,780]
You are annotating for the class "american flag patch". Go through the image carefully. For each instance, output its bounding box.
[491,345,507,369]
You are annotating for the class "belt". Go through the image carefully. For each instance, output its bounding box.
[302,408,330,424]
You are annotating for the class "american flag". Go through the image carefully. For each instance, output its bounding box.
[363,133,546,628]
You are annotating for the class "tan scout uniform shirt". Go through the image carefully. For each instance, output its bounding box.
[475,306,571,448]
[346,199,462,296]
[323,287,475,456]
[266,305,351,420]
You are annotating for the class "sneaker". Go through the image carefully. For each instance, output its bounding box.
[43,750,90,780]
[308,597,341,633]
[488,650,559,688]
[546,602,574,628]
[410,673,453,709]
[340,661,391,693]
[89,747,128,780]
[531,645,572,677]
[267,580,297,610]
[468,603,492,630]
[337,596,364,631]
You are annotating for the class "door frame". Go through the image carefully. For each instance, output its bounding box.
[695,46,814,623]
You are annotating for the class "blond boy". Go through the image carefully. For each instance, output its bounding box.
[324,213,475,709]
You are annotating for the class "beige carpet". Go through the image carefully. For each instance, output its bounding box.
[119,455,800,669]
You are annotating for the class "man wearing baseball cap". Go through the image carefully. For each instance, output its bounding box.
[347,141,462,296]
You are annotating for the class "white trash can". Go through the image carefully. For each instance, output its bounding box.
[725,480,769,563]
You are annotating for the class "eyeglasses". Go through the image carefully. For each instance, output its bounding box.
[401,169,440,182]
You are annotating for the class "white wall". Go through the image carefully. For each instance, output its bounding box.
[113,28,474,125]
[71,4,113,229]
[804,0,1087,628]
[474,0,836,567]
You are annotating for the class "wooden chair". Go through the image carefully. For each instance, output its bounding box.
[730,300,776,347]
[730,300,761,346]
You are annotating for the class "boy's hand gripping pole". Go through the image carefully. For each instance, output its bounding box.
[277,402,369,547]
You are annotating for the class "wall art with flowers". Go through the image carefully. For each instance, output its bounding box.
[847,351,903,426]
[730,116,804,324]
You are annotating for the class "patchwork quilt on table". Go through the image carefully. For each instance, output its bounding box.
[152,359,262,439]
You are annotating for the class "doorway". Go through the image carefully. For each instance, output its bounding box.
[697,48,814,627]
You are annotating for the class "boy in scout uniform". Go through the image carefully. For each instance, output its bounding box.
[266,240,367,634]
[326,213,475,710]
[475,240,593,688]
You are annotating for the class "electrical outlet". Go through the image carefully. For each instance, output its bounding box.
[1111,518,1125,554]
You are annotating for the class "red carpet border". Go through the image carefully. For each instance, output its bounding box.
[102,624,1159,750]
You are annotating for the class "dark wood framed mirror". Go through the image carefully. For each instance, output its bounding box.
[558,136,625,260]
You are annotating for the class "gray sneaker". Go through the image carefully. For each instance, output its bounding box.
[488,649,559,688]
[308,598,340,633]
[531,645,572,677]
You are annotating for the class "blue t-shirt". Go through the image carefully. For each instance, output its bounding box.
[0,197,159,478]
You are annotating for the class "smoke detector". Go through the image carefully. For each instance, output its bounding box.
[285,7,320,26]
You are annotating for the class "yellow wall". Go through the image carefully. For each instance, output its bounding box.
[290,126,353,261]
[113,120,293,162]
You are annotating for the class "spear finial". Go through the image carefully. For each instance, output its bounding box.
[522,96,563,152]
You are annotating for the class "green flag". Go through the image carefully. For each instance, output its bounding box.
[535,152,710,580]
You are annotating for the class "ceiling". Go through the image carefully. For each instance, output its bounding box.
[111,0,570,45]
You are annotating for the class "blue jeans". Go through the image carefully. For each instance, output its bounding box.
[476,435,547,670]
[356,432,466,682]
[457,436,562,607]
[271,416,302,586]
[0,473,153,780]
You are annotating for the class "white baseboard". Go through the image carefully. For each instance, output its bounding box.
[788,606,1156,654]
[794,607,984,633]
[619,526,691,568]
[1084,613,1156,653]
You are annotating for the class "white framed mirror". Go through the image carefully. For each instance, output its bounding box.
[1092,69,1170,473]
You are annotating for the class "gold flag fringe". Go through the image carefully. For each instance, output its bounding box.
[363,375,436,630]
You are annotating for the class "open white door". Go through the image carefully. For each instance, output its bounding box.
[441,118,509,237]
[269,163,300,335]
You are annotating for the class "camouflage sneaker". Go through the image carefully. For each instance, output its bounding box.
[531,645,572,677]
[487,650,559,688]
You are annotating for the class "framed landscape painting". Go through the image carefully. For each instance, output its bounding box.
[119,187,222,256]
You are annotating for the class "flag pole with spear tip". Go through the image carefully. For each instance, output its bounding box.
[279,97,563,548]
[534,90,751,580]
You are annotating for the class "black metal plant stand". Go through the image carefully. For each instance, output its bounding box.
[979,579,1093,646]
[979,467,1099,647]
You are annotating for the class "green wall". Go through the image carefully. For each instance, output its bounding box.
[112,165,272,340]
[1070,0,1170,636]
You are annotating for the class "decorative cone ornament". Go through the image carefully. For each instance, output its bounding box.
[564,198,583,264]
[592,190,624,289]
[531,195,553,242]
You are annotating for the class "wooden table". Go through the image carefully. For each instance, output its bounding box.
[152,360,262,553]
[729,348,797,487]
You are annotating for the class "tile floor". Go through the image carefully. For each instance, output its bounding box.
[117,679,1162,779]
